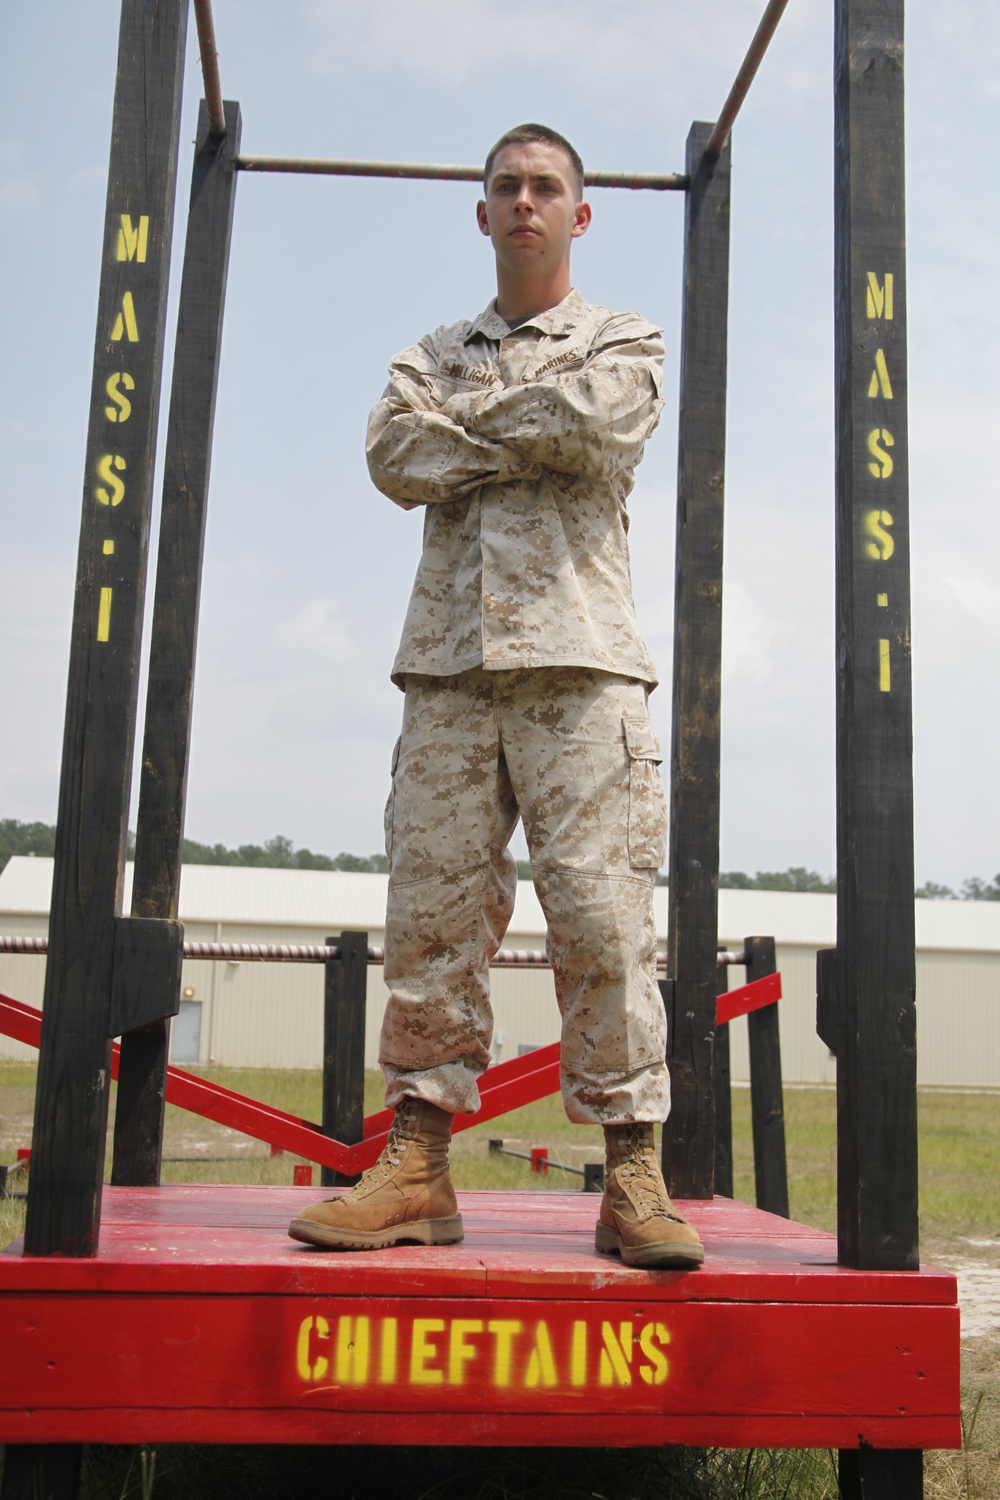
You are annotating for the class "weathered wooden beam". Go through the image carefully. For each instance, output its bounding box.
[745,935,789,1218]
[111,99,242,1188]
[834,0,920,1490]
[322,932,369,1188]
[663,122,731,1199]
[23,0,188,1258]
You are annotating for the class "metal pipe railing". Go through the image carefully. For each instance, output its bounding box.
[192,0,227,138]
[705,0,792,159]
[234,156,688,191]
[0,935,747,968]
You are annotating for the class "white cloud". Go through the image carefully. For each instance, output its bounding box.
[68,163,106,192]
[721,579,787,686]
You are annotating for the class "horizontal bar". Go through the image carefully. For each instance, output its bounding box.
[235,156,689,191]
[1,935,746,968]
[705,0,791,159]
[192,0,226,139]
[716,970,783,1026]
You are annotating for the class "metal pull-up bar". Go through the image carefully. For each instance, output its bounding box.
[193,0,791,173]
[233,156,689,190]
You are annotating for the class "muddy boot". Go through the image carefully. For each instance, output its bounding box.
[288,1097,463,1250]
[595,1121,704,1270]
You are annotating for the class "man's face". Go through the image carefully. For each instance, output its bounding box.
[477,141,591,279]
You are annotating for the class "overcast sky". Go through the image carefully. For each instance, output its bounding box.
[1,2,998,889]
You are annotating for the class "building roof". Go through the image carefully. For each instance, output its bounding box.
[3,856,1000,953]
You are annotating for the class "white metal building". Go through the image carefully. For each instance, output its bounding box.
[1,856,998,1088]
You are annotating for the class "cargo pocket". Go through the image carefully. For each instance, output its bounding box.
[383,736,402,865]
[623,715,667,870]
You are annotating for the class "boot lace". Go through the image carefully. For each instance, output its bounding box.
[615,1124,684,1222]
[348,1097,416,1194]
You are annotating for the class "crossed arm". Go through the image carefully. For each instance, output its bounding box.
[365,324,663,510]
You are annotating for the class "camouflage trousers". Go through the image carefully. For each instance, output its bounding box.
[380,666,671,1124]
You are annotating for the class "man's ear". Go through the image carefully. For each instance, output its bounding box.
[571,200,593,240]
[476,199,492,237]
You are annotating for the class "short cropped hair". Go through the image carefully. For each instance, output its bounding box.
[483,123,585,200]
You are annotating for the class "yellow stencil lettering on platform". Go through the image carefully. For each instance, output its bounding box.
[487,1320,522,1388]
[296,1314,330,1382]
[599,1322,633,1387]
[570,1321,588,1386]
[638,1322,671,1386]
[335,1316,370,1384]
[116,214,149,263]
[379,1318,398,1384]
[866,272,893,321]
[448,1320,483,1385]
[524,1322,558,1388]
[96,587,112,643]
[410,1318,445,1385]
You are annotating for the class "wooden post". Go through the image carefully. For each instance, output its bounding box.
[23,0,188,1258]
[321,932,368,1188]
[745,935,789,1218]
[834,0,920,1491]
[112,100,242,1187]
[713,964,733,1197]
[663,122,731,1199]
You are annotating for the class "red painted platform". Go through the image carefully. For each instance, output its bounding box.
[0,1188,960,1450]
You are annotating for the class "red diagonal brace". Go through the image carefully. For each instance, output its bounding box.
[716,970,782,1026]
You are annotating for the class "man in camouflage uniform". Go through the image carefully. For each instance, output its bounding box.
[290,124,703,1270]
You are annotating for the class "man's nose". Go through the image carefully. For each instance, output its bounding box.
[513,183,535,211]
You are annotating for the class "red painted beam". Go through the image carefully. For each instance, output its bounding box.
[716,971,782,1026]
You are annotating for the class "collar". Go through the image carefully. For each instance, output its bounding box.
[463,286,588,344]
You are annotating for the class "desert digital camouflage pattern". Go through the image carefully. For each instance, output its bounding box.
[379,667,671,1123]
[366,286,664,688]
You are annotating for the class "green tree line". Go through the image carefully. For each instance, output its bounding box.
[3,819,999,900]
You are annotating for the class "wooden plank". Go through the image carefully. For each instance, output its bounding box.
[713,969,733,1197]
[0,1289,959,1449]
[833,0,918,1273]
[744,936,789,1218]
[664,122,731,1199]
[24,0,188,1258]
[113,100,242,1188]
[322,932,368,1188]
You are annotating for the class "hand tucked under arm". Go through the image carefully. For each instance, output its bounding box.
[442,331,664,483]
[366,356,538,508]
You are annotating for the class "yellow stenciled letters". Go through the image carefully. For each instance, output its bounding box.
[487,1320,522,1388]
[867,428,894,480]
[599,1322,633,1387]
[448,1320,483,1385]
[335,1316,370,1384]
[410,1319,445,1385]
[570,1321,588,1387]
[379,1318,398,1384]
[105,372,135,423]
[296,1315,330,1382]
[116,214,149,263]
[865,509,895,562]
[867,349,893,400]
[95,454,126,507]
[638,1322,671,1386]
[866,271,894,321]
[524,1322,558,1389]
[109,292,139,343]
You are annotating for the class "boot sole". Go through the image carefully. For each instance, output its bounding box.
[288,1214,464,1250]
[595,1219,704,1270]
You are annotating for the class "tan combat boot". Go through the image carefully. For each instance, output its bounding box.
[288,1097,464,1250]
[595,1122,704,1270]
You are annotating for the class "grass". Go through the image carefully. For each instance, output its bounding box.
[2,1064,998,1498]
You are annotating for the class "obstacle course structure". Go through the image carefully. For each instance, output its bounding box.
[1,2,953,1498]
